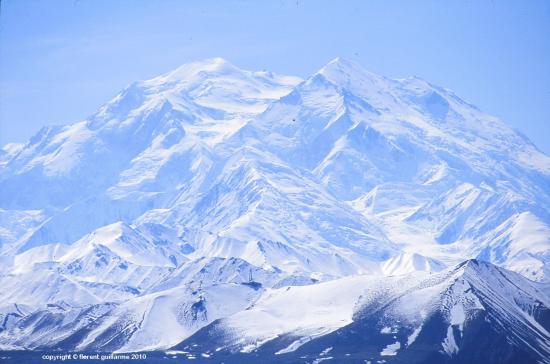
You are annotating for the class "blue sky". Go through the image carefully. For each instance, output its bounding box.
[1,0,549,153]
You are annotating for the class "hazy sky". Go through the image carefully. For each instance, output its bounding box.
[1,0,549,153]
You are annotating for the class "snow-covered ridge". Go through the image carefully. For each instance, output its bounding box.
[171,260,550,363]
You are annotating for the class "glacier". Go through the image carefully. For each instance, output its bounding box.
[0,57,549,363]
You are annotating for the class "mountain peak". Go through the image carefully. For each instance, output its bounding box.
[322,57,362,71]
[148,57,239,85]
[177,57,231,70]
[450,259,539,296]
[317,57,383,85]
[454,258,492,276]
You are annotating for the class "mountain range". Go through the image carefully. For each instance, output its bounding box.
[0,57,549,363]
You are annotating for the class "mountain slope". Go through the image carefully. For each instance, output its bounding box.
[172,260,550,364]
[2,57,549,280]
[230,58,550,279]
[0,58,300,252]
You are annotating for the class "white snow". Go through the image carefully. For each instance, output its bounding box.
[407,326,422,346]
[442,326,459,355]
[381,252,446,276]
[219,275,377,353]
[380,341,401,356]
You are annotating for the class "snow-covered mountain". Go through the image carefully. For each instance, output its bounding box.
[0,57,549,362]
[172,260,550,363]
